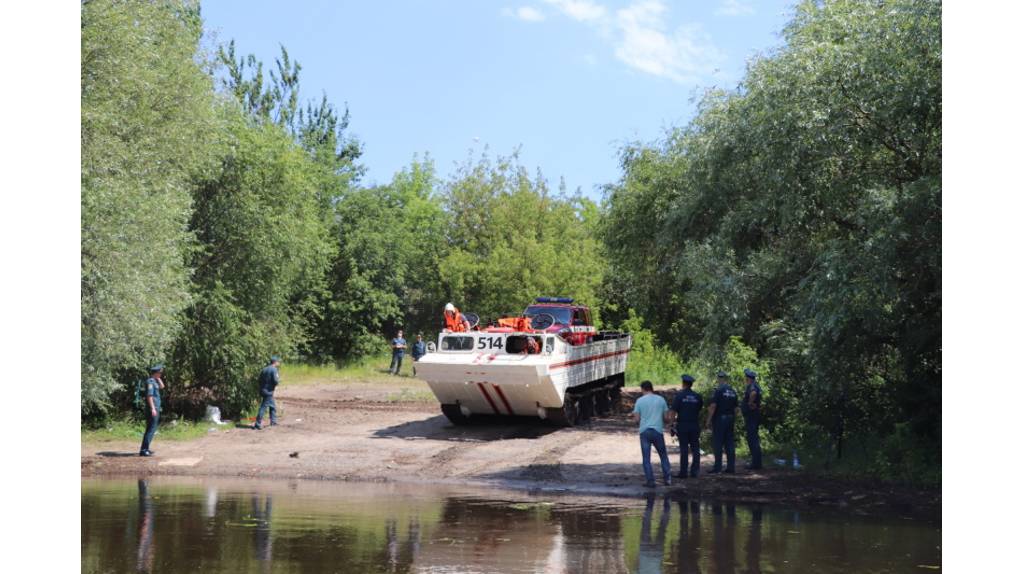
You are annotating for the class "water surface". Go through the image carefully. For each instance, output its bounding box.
[82,477,940,573]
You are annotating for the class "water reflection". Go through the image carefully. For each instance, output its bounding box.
[81,478,940,574]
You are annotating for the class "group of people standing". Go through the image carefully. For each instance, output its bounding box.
[631,369,763,487]
[389,330,427,376]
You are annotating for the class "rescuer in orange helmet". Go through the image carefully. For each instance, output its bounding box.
[443,302,471,332]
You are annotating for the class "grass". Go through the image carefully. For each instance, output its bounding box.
[385,388,436,403]
[82,417,222,443]
[281,354,415,386]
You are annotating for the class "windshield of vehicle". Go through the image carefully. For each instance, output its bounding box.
[440,336,474,351]
[523,305,572,326]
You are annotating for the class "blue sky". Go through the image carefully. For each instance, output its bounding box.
[201,1,794,200]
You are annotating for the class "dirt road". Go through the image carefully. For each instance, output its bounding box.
[81,379,939,519]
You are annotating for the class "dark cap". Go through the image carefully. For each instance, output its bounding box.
[270,355,282,363]
[744,368,757,379]
[148,364,164,373]
[716,370,728,378]
[681,374,695,384]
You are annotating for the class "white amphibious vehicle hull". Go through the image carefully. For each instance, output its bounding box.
[415,331,631,426]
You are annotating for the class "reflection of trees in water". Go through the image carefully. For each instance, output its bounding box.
[550,504,629,574]
[136,480,155,573]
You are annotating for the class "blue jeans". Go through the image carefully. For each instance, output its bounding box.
[256,394,277,426]
[140,411,159,453]
[389,353,403,374]
[640,428,672,484]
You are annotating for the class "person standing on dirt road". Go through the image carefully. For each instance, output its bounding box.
[253,356,281,430]
[705,371,739,474]
[632,380,672,488]
[670,374,703,478]
[742,368,764,470]
[411,334,426,376]
[389,330,407,375]
[139,364,165,456]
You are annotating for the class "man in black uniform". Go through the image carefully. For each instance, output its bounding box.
[670,374,703,478]
[742,368,763,470]
[705,370,738,474]
[253,356,281,430]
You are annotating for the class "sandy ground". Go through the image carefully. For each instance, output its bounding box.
[81,379,940,519]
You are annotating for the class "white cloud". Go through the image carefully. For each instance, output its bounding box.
[542,0,607,23]
[542,0,723,84]
[716,0,755,17]
[515,6,546,22]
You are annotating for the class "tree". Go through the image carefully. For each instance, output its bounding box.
[81,0,218,417]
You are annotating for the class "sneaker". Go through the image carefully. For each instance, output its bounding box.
[139,450,153,457]
[664,479,673,487]
[270,422,278,427]
[252,424,262,430]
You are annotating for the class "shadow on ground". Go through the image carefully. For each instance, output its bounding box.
[373,415,565,442]
[96,451,141,457]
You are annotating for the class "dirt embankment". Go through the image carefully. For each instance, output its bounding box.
[81,380,939,520]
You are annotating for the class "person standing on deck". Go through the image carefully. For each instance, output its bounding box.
[706,371,739,474]
[670,374,703,478]
[139,364,164,456]
[632,380,673,488]
[253,356,281,430]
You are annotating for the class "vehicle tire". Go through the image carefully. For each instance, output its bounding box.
[595,388,611,416]
[441,404,470,426]
[546,397,578,427]
[578,392,595,423]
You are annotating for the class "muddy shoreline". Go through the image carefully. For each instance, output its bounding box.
[81,381,940,521]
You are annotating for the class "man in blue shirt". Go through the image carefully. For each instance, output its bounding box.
[139,364,164,457]
[631,380,672,487]
[389,330,407,375]
[253,356,281,430]
[670,374,704,478]
[705,371,739,474]
[742,368,764,470]
[411,334,427,376]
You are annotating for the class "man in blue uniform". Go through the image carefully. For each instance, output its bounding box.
[139,364,165,456]
[705,371,738,474]
[389,330,407,375]
[631,380,672,487]
[670,374,703,478]
[254,356,281,430]
[411,334,427,376]
[742,368,764,470]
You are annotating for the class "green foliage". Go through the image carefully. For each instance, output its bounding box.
[440,152,606,324]
[602,0,941,478]
[619,310,684,387]
[81,0,218,417]
[315,159,447,359]
[173,109,336,415]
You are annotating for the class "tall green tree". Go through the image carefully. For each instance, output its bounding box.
[81,0,218,417]
[603,0,940,477]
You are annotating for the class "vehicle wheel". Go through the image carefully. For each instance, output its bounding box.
[546,397,578,427]
[441,404,470,426]
[578,393,595,423]
[595,388,611,416]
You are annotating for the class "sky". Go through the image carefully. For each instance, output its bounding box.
[201,1,795,200]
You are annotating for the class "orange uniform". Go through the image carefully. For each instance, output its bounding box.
[444,308,467,332]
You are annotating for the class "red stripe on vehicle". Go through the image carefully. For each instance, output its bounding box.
[476,382,501,414]
[549,349,631,370]
[492,385,514,415]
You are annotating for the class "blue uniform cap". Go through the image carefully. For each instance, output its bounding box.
[148,364,164,373]
[716,370,728,378]
[744,368,757,379]
[270,355,281,363]
[681,374,695,384]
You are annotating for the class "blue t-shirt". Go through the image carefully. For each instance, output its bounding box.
[633,393,669,433]
[392,337,406,356]
[412,340,426,359]
[671,388,704,432]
